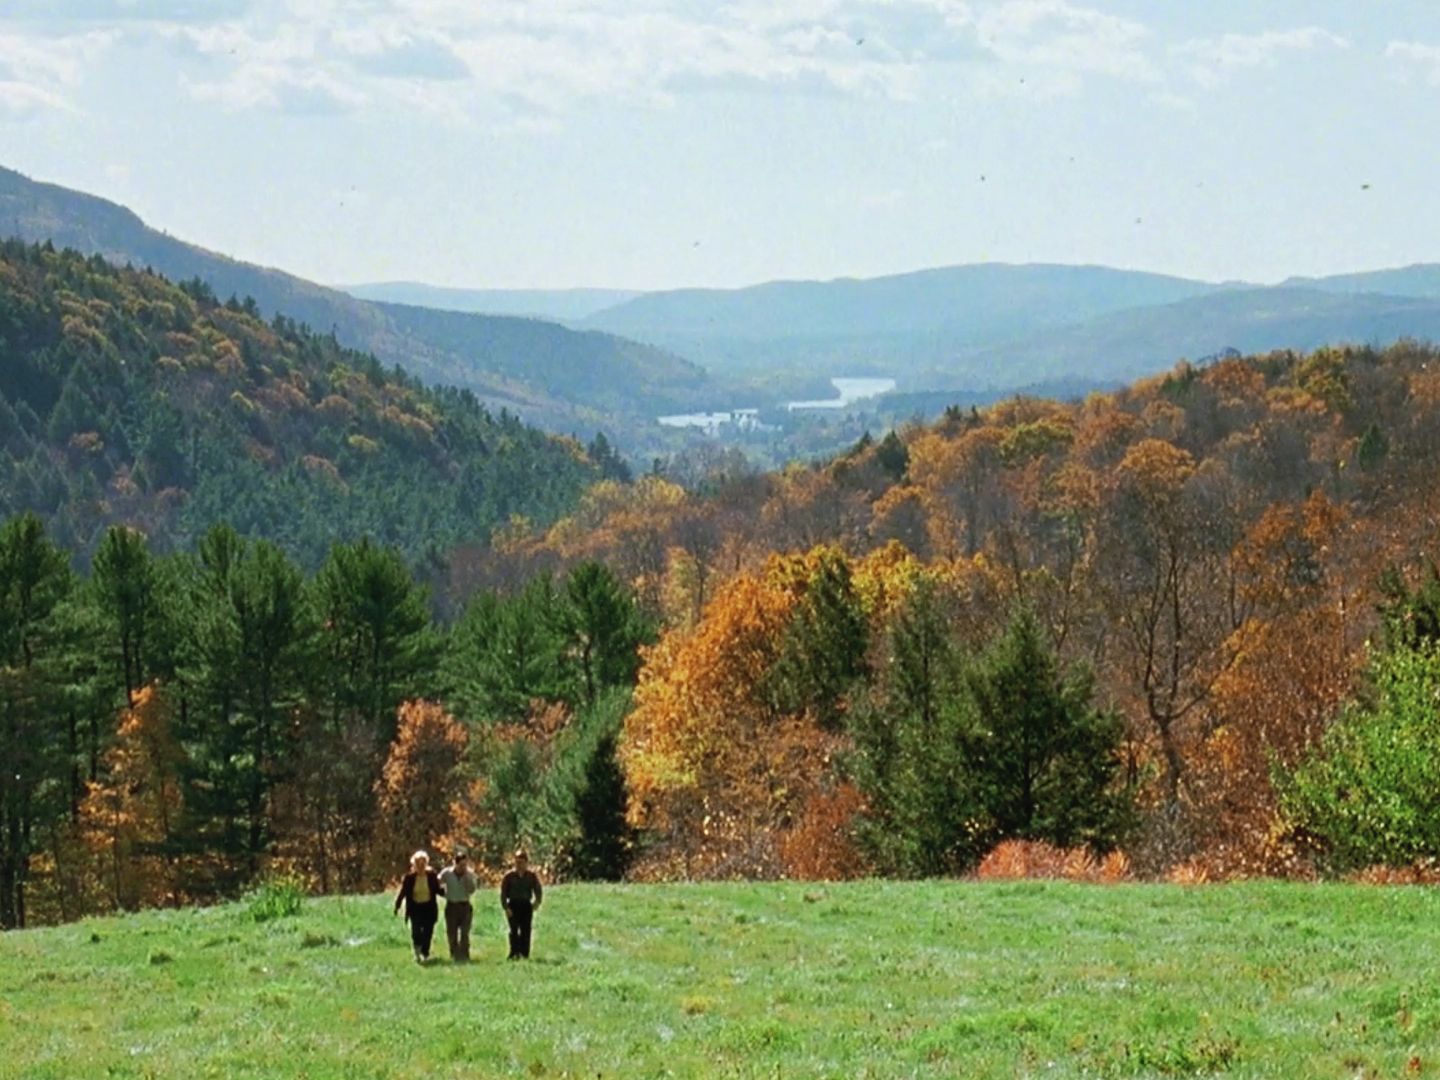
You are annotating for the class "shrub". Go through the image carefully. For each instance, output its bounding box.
[976,839,1131,883]
[244,872,307,923]
[1278,643,1440,873]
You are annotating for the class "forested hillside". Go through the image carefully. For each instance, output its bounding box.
[9,335,1440,932]
[0,166,718,437]
[0,240,605,567]
[469,338,1440,881]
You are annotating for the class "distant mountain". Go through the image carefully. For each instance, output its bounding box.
[937,286,1440,391]
[580,263,1228,372]
[1288,264,1440,300]
[344,282,642,321]
[580,261,1440,395]
[0,241,604,565]
[373,300,709,419]
[0,166,712,437]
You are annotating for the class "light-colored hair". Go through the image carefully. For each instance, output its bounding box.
[411,850,429,867]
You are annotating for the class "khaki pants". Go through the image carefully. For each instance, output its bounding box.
[444,901,473,961]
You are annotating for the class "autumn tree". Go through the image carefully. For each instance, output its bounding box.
[622,556,835,877]
[1094,440,1248,828]
[77,685,185,912]
[1186,495,1352,874]
[372,700,469,877]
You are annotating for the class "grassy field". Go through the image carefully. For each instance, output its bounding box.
[3,880,1440,1078]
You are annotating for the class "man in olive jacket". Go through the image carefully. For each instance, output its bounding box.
[438,850,479,962]
[499,849,543,959]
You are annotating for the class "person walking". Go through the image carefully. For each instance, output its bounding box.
[438,849,479,962]
[499,848,543,960]
[393,850,441,964]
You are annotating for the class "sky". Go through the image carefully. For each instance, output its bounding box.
[1,1,1439,291]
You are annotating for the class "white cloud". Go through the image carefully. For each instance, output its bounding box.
[1175,26,1348,88]
[972,1,1157,82]
[0,80,71,118]
[0,28,113,116]
[3,1,252,23]
[0,0,1166,120]
[1387,40,1440,86]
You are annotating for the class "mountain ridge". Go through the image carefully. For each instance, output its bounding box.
[0,165,714,437]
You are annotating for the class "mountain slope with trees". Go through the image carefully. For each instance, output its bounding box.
[10,336,1440,932]
[0,239,606,567]
[0,165,715,434]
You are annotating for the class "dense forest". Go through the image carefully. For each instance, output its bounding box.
[456,337,1440,883]
[0,240,614,569]
[8,263,1440,928]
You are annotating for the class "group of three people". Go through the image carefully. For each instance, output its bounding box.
[394,848,543,964]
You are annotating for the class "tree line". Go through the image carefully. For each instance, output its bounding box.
[0,517,651,928]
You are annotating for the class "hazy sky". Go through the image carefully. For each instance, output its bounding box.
[2,1,1438,290]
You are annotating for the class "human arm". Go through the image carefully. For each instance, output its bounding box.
[532,872,543,910]
[394,873,411,915]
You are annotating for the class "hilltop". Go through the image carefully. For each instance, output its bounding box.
[0,240,606,565]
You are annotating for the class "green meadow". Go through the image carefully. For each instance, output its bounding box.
[3,881,1439,1078]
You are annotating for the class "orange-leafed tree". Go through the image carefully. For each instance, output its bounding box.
[621,556,841,878]
[1186,494,1352,875]
[77,684,185,913]
[371,700,470,879]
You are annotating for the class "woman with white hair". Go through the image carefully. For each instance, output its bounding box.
[392,849,441,964]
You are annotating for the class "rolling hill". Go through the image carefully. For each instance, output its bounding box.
[579,261,1440,395]
[579,262,1229,373]
[344,281,641,320]
[0,166,714,435]
[931,285,1440,390]
[1285,263,1440,300]
[0,240,604,564]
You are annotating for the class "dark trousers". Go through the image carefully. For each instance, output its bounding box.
[444,901,473,961]
[410,903,438,959]
[506,900,533,958]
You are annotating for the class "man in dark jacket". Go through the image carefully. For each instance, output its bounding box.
[393,849,441,963]
[499,849,543,959]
